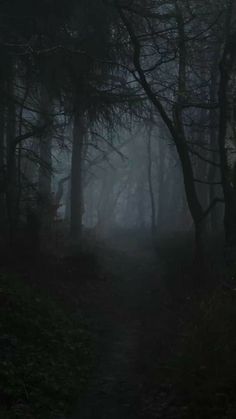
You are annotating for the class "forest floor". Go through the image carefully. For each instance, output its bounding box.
[71,232,193,419]
[1,231,236,418]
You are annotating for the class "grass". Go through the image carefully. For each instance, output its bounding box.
[0,270,92,419]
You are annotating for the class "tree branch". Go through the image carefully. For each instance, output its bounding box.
[200,198,225,222]
[194,178,222,185]
[188,148,221,167]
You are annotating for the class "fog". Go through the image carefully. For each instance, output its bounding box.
[1,1,236,418]
[53,122,191,236]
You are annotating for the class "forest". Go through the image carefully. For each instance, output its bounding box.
[1,0,236,418]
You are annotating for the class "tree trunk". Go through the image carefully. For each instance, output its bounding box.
[147,132,156,237]
[156,138,165,231]
[6,73,17,240]
[0,93,6,230]
[208,59,223,233]
[218,29,236,246]
[70,111,85,242]
[174,129,205,249]
[38,87,53,235]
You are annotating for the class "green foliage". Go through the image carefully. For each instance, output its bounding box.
[0,272,92,419]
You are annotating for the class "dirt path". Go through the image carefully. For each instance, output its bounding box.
[71,235,184,419]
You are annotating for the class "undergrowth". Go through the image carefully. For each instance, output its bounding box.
[0,271,92,419]
[174,287,236,418]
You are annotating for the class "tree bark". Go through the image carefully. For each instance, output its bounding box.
[209,63,222,232]
[146,131,156,238]
[156,138,165,231]
[218,23,236,246]
[6,70,17,239]
[38,86,53,234]
[70,111,85,242]
[0,91,6,230]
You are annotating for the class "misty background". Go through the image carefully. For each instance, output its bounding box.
[1,1,236,419]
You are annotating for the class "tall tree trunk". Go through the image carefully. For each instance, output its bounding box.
[176,135,205,258]
[38,87,53,234]
[209,63,222,233]
[146,132,156,237]
[136,174,145,229]
[70,111,85,242]
[0,92,6,230]
[156,138,165,232]
[15,82,30,228]
[6,71,17,240]
[65,177,71,221]
[218,20,236,246]
[175,4,205,256]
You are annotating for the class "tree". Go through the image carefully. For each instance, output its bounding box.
[111,0,226,256]
[218,0,236,246]
[146,125,156,237]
